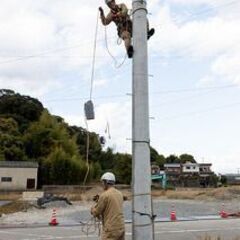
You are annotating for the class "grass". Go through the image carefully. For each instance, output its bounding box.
[0,192,22,201]
[0,201,33,215]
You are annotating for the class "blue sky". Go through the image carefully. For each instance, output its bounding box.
[0,0,240,173]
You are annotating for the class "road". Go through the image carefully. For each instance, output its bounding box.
[0,219,239,240]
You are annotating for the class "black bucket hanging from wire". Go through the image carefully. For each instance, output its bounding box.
[84,100,95,120]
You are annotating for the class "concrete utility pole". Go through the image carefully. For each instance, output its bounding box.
[132,0,154,239]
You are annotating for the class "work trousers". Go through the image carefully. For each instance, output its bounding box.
[101,229,125,240]
[120,31,131,51]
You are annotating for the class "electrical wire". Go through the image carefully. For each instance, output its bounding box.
[156,100,240,121]
[172,0,239,25]
[0,37,117,65]
[44,84,239,103]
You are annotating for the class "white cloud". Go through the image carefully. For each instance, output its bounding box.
[0,0,109,97]
[149,1,240,86]
[64,101,131,153]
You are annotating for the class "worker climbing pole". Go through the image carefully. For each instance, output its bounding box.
[99,0,154,58]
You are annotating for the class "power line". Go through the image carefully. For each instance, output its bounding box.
[157,101,240,121]
[173,0,239,25]
[150,85,237,109]
[0,37,118,65]
[151,84,238,95]
[43,84,239,103]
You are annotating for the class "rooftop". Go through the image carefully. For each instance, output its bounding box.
[164,163,181,167]
[0,161,38,168]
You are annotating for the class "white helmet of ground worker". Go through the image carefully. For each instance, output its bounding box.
[101,172,116,184]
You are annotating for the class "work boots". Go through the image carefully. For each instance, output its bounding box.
[127,28,154,58]
[127,45,134,58]
[147,28,155,40]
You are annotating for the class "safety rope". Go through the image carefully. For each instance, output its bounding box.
[83,118,90,186]
[104,25,127,68]
[90,11,99,100]
[83,11,99,186]
[80,217,101,238]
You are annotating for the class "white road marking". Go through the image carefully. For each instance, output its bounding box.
[0,230,53,238]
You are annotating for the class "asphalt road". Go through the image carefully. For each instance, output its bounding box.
[0,219,239,240]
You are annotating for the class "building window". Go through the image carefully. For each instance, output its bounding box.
[1,177,12,182]
[186,166,191,170]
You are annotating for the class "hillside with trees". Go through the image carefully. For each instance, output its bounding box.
[0,89,200,186]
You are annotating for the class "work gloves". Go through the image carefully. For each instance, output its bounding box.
[99,7,104,16]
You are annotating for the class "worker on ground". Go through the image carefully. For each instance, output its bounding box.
[99,0,155,58]
[91,172,125,240]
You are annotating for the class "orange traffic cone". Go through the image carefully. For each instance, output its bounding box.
[49,208,59,226]
[220,203,228,218]
[170,204,177,221]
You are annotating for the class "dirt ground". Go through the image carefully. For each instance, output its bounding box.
[1,186,240,215]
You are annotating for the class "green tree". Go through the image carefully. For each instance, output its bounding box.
[165,154,180,163]
[41,147,87,185]
[114,153,132,184]
[150,146,159,163]
[0,118,27,161]
[98,147,116,171]
[155,154,166,168]
[24,111,79,159]
[179,154,196,163]
[0,89,43,131]
[68,126,102,162]
[24,111,85,185]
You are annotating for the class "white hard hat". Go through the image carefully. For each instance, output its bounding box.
[101,172,116,183]
[105,0,113,4]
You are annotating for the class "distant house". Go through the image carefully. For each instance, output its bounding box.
[0,161,38,191]
[199,163,214,187]
[199,163,213,175]
[164,163,181,186]
[182,162,199,174]
[224,174,240,185]
[164,163,181,175]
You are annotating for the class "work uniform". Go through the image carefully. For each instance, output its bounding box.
[100,3,132,52]
[91,187,125,240]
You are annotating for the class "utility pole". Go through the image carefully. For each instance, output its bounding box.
[132,0,154,239]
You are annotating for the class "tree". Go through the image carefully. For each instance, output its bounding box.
[165,154,180,163]
[150,147,159,163]
[0,89,44,131]
[179,154,196,163]
[24,111,86,185]
[0,117,27,161]
[24,111,79,159]
[41,147,87,185]
[68,126,102,162]
[98,147,116,171]
[155,154,166,168]
[114,153,132,184]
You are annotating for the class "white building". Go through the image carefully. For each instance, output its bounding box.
[0,161,38,190]
[182,162,199,173]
